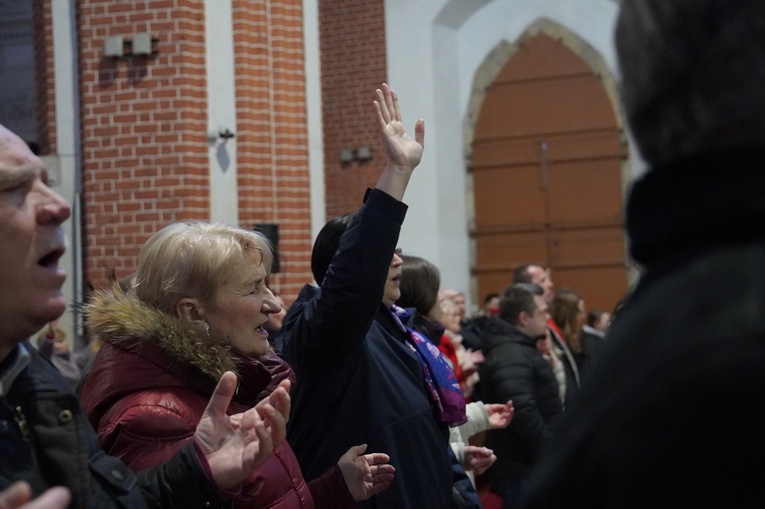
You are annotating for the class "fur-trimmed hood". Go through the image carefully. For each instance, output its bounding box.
[84,287,292,405]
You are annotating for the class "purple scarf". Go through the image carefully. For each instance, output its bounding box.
[392,306,467,427]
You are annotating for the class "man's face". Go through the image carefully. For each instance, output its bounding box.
[0,125,71,355]
[382,248,403,308]
[520,295,549,339]
[528,265,554,304]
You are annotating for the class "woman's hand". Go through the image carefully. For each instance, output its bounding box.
[486,401,515,429]
[373,83,425,201]
[338,444,396,501]
[194,373,291,490]
[462,445,496,476]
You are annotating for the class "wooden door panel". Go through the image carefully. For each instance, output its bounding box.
[473,165,546,227]
[474,231,548,267]
[546,158,624,225]
[477,76,619,138]
[551,265,628,312]
[471,33,628,310]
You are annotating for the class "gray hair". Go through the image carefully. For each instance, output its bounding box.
[135,221,273,313]
[616,0,765,165]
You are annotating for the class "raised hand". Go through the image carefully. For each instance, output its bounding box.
[373,83,425,201]
[486,401,515,429]
[337,444,396,501]
[0,482,70,509]
[193,373,290,489]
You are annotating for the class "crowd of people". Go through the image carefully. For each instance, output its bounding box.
[2,0,765,507]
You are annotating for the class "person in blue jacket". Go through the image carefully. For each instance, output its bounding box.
[277,84,462,509]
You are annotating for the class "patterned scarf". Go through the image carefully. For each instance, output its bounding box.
[391,306,467,427]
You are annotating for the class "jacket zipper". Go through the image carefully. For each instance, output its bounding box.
[12,405,40,472]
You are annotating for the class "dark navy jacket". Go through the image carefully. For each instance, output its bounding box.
[277,189,451,509]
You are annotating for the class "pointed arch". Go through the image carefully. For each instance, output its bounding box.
[465,19,630,311]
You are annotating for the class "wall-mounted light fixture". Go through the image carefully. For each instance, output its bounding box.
[207,127,236,144]
[104,36,124,58]
[339,146,373,165]
[103,33,159,59]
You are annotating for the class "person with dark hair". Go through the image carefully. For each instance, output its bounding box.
[478,283,563,509]
[277,84,461,509]
[578,308,608,370]
[0,122,287,508]
[460,292,500,352]
[521,1,765,507]
[512,264,579,410]
[549,289,589,372]
[398,255,513,503]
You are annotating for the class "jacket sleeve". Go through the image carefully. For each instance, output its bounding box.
[97,401,198,472]
[279,189,407,372]
[307,464,355,509]
[134,442,230,509]
[487,347,554,455]
[460,401,490,439]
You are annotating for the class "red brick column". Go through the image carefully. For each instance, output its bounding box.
[78,0,209,287]
[319,0,388,218]
[233,0,312,300]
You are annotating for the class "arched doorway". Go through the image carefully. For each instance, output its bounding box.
[469,29,628,312]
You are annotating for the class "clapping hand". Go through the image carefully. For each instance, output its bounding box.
[338,444,396,501]
[193,373,290,490]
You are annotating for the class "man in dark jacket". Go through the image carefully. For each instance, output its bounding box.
[479,283,563,509]
[276,85,456,509]
[511,264,579,411]
[521,0,765,507]
[0,122,288,508]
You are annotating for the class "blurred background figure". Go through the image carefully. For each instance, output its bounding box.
[535,332,566,406]
[587,309,610,334]
[265,291,288,348]
[579,309,609,370]
[35,320,81,387]
[550,289,589,374]
[440,295,484,400]
[461,292,500,351]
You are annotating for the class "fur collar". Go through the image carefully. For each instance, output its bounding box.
[86,287,243,385]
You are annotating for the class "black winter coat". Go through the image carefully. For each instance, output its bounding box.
[522,149,765,507]
[0,344,226,509]
[478,317,563,481]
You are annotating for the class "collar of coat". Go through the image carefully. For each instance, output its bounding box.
[85,287,291,403]
[626,144,765,267]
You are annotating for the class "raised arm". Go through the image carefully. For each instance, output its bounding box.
[280,84,425,368]
[373,83,425,201]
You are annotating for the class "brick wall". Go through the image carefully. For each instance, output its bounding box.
[79,0,212,287]
[33,0,55,154]
[319,0,387,218]
[232,0,312,300]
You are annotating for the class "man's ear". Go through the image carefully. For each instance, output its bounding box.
[177,297,205,324]
[517,310,529,328]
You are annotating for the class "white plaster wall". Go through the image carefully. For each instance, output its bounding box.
[205,0,239,224]
[383,0,628,310]
[50,0,81,346]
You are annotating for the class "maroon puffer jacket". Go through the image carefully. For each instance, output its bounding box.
[80,299,353,509]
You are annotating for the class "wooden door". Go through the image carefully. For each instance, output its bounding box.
[470,33,628,312]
